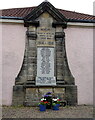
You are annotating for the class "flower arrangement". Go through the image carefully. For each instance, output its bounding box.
[43,92,52,109]
[38,92,62,111]
[52,97,61,106]
[38,98,49,105]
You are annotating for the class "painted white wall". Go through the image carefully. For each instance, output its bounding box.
[1,23,26,105]
[0,23,2,106]
[1,22,93,105]
[65,26,93,105]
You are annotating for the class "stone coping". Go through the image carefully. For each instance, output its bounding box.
[23,85,77,88]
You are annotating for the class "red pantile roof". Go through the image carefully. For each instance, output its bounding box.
[1,7,35,18]
[0,6,95,22]
[59,9,95,21]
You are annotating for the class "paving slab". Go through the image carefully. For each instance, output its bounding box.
[2,105,93,118]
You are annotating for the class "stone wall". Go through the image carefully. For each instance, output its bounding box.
[13,86,77,106]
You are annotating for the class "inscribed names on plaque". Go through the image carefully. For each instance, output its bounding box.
[40,48,51,74]
[36,47,56,85]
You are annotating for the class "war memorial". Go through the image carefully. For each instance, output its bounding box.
[12,1,77,106]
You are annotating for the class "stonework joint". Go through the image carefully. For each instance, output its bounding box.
[55,32,65,38]
[26,31,37,38]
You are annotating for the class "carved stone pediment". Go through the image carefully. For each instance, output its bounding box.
[24,1,67,27]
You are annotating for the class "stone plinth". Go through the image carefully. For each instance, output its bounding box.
[13,85,77,106]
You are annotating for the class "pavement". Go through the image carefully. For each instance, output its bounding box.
[2,105,94,118]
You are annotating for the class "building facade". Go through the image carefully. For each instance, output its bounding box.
[0,1,94,106]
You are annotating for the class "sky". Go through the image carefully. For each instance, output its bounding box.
[0,0,95,15]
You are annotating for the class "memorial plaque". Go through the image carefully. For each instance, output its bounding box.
[36,25,56,85]
[36,27,55,47]
[36,47,56,85]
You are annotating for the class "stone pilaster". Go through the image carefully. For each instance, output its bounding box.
[55,26,75,85]
[55,30,65,85]
[25,26,37,85]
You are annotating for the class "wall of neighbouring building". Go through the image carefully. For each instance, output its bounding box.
[1,23,26,105]
[65,25,93,105]
[1,22,93,105]
[0,22,2,106]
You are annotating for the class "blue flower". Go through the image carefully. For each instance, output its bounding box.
[44,95,49,97]
[46,92,52,95]
[44,94,52,97]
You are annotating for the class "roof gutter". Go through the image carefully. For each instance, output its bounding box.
[68,19,95,23]
[0,16,95,24]
[0,16,23,20]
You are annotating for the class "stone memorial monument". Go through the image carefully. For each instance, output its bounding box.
[12,1,77,106]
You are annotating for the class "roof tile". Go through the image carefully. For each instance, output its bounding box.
[0,7,95,21]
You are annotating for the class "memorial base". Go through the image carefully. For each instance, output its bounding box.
[12,85,77,106]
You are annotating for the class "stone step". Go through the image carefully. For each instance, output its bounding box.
[56,80,65,85]
[26,81,35,85]
[26,80,66,85]
[57,80,65,83]
[26,80,35,83]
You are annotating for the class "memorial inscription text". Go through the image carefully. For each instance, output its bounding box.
[37,27,55,47]
[36,27,56,85]
[41,48,51,74]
